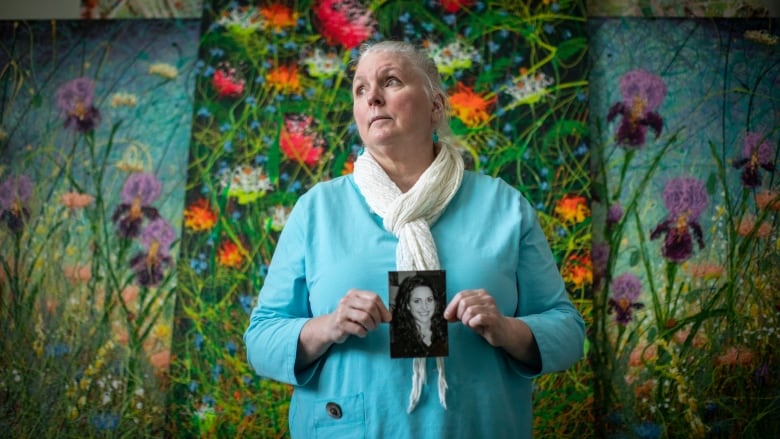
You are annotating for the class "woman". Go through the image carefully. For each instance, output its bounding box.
[244,40,585,438]
[391,274,448,358]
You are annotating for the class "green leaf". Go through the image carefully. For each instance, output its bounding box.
[556,37,586,62]
[629,250,639,266]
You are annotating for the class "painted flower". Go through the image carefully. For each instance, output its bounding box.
[260,4,298,31]
[505,67,554,105]
[733,131,775,187]
[314,0,376,49]
[90,412,119,431]
[756,189,780,211]
[61,191,94,210]
[110,92,137,108]
[217,239,245,268]
[129,218,175,287]
[302,49,342,78]
[212,63,245,98]
[0,174,33,233]
[607,69,666,147]
[687,261,724,281]
[425,39,478,76]
[607,273,644,325]
[266,64,303,95]
[217,5,264,31]
[440,0,474,13]
[219,165,273,204]
[607,202,623,227]
[555,194,590,224]
[280,114,325,166]
[561,252,592,289]
[270,205,291,232]
[737,214,773,238]
[55,77,101,133]
[650,177,708,263]
[591,241,610,285]
[450,83,496,127]
[111,172,162,239]
[715,345,754,367]
[183,198,219,232]
[148,62,178,79]
[149,349,172,370]
[629,342,657,367]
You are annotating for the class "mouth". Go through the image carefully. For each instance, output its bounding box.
[369,115,391,127]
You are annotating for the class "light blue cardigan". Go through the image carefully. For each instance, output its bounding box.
[245,171,585,438]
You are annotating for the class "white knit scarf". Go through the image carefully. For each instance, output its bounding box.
[352,141,464,413]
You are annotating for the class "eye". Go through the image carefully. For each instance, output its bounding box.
[385,77,400,87]
[354,85,365,96]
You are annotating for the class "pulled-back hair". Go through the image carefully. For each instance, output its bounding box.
[354,40,454,140]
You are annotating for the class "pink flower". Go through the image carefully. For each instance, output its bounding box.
[314,0,375,49]
[212,64,245,98]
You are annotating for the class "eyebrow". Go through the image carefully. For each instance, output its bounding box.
[353,64,403,83]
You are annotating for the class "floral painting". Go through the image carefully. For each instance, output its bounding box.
[589,17,780,437]
[0,19,198,436]
[587,0,779,17]
[81,0,204,18]
[168,0,591,437]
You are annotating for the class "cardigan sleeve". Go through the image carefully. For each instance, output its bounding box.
[243,196,322,386]
[509,195,586,378]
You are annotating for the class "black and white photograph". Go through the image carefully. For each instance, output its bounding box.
[389,270,448,358]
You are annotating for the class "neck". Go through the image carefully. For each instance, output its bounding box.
[368,143,436,193]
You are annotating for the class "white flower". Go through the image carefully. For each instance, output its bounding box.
[301,49,342,78]
[504,69,554,105]
[219,165,274,204]
[217,6,264,31]
[425,39,478,75]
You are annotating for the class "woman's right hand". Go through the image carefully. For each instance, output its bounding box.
[296,289,391,370]
[329,289,392,343]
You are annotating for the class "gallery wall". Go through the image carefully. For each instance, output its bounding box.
[1,1,778,438]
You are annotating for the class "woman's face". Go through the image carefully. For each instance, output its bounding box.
[408,286,435,325]
[352,51,437,154]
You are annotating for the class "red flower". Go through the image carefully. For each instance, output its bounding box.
[555,194,590,224]
[449,82,496,127]
[314,0,375,49]
[217,240,245,269]
[260,4,298,31]
[212,64,245,98]
[265,65,302,94]
[440,0,474,13]
[280,114,325,166]
[183,198,218,232]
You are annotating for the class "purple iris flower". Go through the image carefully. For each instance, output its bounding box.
[607,202,623,228]
[733,131,775,187]
[129,217,174,287]
[650,177,708,262]
[55,77,101,132]
[111,172,161,238]
[0,175,33,233]
[607,69,666,148]
[607,272,644,325]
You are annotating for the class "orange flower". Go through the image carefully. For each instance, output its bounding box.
[449,82,495,127]
[149,349,171,370]
[217,240,245,268]
[184,198,219,232]
[555,194,590,224]
[737,214,773,238]
[715,345,754,366]
[629,343,657,367]
[63,264,92,283]
[756,189,780,211]
[341,156,355,175]
[61,191,94,209]
[260,4,298,30]
[266,65,302,94]
[561,252,592,288]
[121,285,139,304]
[687,261,724,281]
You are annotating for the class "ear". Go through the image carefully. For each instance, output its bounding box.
[431,94,444,123]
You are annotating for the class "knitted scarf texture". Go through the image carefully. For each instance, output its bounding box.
[352,141,464,413]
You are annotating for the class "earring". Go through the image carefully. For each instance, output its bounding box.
[432,130,439,144]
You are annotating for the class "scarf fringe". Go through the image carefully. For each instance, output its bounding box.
[354,141,464,413]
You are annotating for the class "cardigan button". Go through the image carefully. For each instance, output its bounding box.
[325,402,342,419]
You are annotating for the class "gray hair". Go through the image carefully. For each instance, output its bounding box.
[354,40,453,138]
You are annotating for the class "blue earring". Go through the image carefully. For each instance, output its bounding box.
[432,130,439,144]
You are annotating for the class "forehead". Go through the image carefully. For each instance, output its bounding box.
[410,285,433,297]
[354,51,417,79]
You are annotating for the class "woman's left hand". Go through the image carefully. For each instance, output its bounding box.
[443,289,509,347]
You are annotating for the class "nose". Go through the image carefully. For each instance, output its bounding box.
[365,88,384,106]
